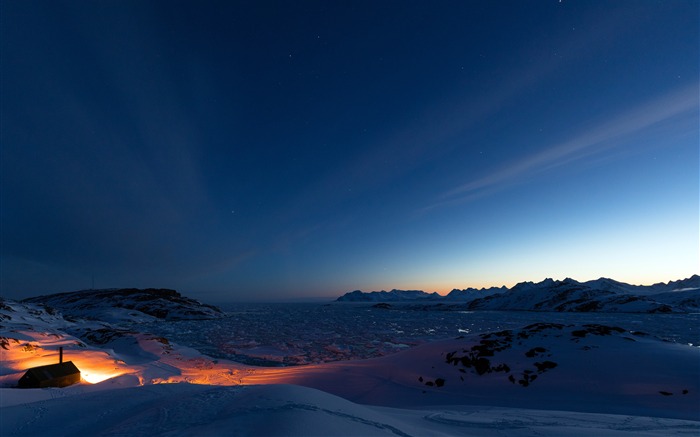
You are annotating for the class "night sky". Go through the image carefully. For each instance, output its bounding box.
[2,1,698,302]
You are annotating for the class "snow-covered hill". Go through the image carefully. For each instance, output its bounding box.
[338,275,700,313]
[22,288,225,324]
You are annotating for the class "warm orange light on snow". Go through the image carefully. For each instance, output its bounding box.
[0,332,133,386]
[1,329,357,390]
[81,370,124,384]
[50,350,129,384]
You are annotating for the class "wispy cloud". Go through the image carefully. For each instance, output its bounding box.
[426,83,699,211]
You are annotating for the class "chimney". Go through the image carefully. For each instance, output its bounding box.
[59,347,63,364]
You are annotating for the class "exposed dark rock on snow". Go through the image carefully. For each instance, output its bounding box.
[445,329,515,377]
[438,323,647,388]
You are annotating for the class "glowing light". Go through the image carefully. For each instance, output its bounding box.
[81,370,124,384]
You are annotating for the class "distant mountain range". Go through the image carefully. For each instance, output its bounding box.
[336,275,700,313]
[337,285,509,302]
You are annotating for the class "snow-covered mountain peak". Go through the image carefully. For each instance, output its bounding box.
[583,277,631,292]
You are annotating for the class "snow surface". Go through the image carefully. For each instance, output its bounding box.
[1,287,699,436]
[3,382,699,437]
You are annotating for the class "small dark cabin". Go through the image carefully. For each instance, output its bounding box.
[18,348,81,388]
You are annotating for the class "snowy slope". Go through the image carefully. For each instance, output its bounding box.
[2,382,698,437]
[646,289,700,309]
[0,298,73,332]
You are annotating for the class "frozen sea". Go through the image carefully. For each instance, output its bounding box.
[141,303,700,366]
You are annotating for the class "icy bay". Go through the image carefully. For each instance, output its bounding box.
[141,303,700,366]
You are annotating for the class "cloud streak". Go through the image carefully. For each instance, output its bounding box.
[427,83,699,211]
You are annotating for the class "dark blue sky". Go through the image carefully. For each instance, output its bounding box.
[2,1,698,302]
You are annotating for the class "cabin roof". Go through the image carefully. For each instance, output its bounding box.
[23,361,80,380]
